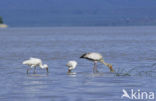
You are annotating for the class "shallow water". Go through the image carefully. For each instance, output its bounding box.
[0,26,156,101]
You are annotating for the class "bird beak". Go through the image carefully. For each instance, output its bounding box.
[109,65,114,72]
[68,69,71,73]
[46,68,48,73]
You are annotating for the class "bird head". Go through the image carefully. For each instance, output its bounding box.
[107,64,114,72]
[67,65,74,73]
[43,64,48,73]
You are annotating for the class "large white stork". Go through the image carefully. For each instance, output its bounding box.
[22,57,48,74]
[80,52,114,73]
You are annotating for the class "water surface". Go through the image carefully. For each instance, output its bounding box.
[0,26,156,101]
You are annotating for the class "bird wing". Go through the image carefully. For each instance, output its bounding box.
[29,57,42,63]
[23,58,41,66]
[23,60,29,65]
[66,62,72,67]
[23,59,34,65]
[85,52,103,60]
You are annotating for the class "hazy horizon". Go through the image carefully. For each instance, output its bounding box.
[1,0,156,27]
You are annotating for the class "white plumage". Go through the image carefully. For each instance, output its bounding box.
[81,52,103,61]
[80,52,114,73]
[23,57,48,74]
[66,60,77,73]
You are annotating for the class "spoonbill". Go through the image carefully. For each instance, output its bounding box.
[22,57,48,74]
[80,52,114,73]
[66,60,77,73]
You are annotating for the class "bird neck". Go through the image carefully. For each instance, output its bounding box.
[39,63,44,69]
[102,61,109,67]
[100,60,114,72]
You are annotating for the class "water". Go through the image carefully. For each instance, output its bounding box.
[0,26,156,101]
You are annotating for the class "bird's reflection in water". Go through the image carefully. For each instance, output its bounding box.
[67,72,77,77]
[23,75,50,94]
[26,73,48,77]
[75,71,116,77]
[66,70,116,78]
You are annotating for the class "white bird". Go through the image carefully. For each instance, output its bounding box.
[66,60,77,73]
[22,57,48,74]
[80,52,114,73]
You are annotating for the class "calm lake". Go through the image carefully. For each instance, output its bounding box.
[0,26,156,101]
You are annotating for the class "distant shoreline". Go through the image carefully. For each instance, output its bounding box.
[0,24,8,28]
[1,24,156,29]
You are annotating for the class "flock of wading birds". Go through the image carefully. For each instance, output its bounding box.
[23,52,114,74]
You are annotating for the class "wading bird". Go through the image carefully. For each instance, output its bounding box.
[66,60,77,73]
[22,57,48,74]
[80,52,114,73]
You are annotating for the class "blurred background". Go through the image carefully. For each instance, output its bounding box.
[0,0,156,27]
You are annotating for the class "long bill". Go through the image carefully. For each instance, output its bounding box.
[100,60,114,72]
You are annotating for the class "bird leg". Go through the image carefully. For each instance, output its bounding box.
[33,67,36,74]
[93,61,98,73]
[27,68,30,74]
[46,68,48,73]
